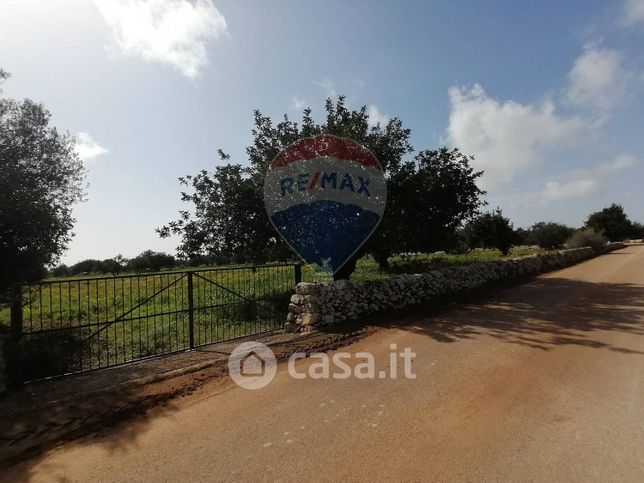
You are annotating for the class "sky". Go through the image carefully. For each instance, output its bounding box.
[1,0,644,264]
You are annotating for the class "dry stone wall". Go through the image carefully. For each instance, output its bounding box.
[286,244,624,331]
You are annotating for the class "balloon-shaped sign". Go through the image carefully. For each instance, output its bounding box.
[264,135,386,274]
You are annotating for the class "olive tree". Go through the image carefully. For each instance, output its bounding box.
[160,97,485,279]
[0,69,86,295]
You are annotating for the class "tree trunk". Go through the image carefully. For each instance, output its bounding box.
[333,256,358,280]
[373,251,390,271]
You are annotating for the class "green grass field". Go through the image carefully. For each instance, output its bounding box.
[1,248,546,381]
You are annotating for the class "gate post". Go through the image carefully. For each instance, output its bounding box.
[3,284,24,388]
[9,285,23,341]
[187,272,195,349]
[294,264,302,285]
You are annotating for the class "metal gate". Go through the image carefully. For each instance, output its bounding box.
[8,263,302,382]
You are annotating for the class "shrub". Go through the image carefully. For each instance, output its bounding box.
[630,222,644,240]
[566,228,608,250]
[461,208,517,255]
[525,222,575,249]
[585,203,633,241]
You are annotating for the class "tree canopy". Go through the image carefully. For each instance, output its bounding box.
[524,222,574,249]
[159,97,486,278]
[462,208,516,255]
[51,251,178,278]
[585,203,633,241]
[0,69,86,293]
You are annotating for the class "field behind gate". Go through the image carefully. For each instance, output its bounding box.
[8,264,300,382]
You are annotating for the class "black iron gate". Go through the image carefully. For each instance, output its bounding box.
[8,263,302,382]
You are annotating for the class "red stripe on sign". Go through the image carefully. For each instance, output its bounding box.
[271,135,382,170]
[308,171,321,189]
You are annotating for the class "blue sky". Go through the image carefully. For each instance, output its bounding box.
[2,0,643,264]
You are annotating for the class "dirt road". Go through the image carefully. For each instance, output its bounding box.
[4,246,644,482]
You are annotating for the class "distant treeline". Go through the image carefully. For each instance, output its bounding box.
[49,250,223,278]
[50,208,644,278]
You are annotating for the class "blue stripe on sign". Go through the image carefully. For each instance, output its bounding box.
[270,200,381,273]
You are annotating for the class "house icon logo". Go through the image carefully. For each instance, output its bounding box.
[241,351,266,376]
[228,341,277,390]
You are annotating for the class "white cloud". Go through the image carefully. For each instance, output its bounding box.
[567,153,639,180]
[95,0,228,78]
[446,83,589,187]
[541,178,597,201]
[290,96,306,109]
[366,105,389,128]
[596,153,639,174]
[313,77,337,97]
[75,132,108,162]
[535,154,638,204]
[565,45,626,111]
[622,0,644,26]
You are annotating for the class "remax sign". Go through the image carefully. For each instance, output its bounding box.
[264,135,386,274]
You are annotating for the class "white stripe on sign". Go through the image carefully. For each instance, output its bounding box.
[264,156,387,216]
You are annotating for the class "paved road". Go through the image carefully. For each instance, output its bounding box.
[5,246,644,482]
